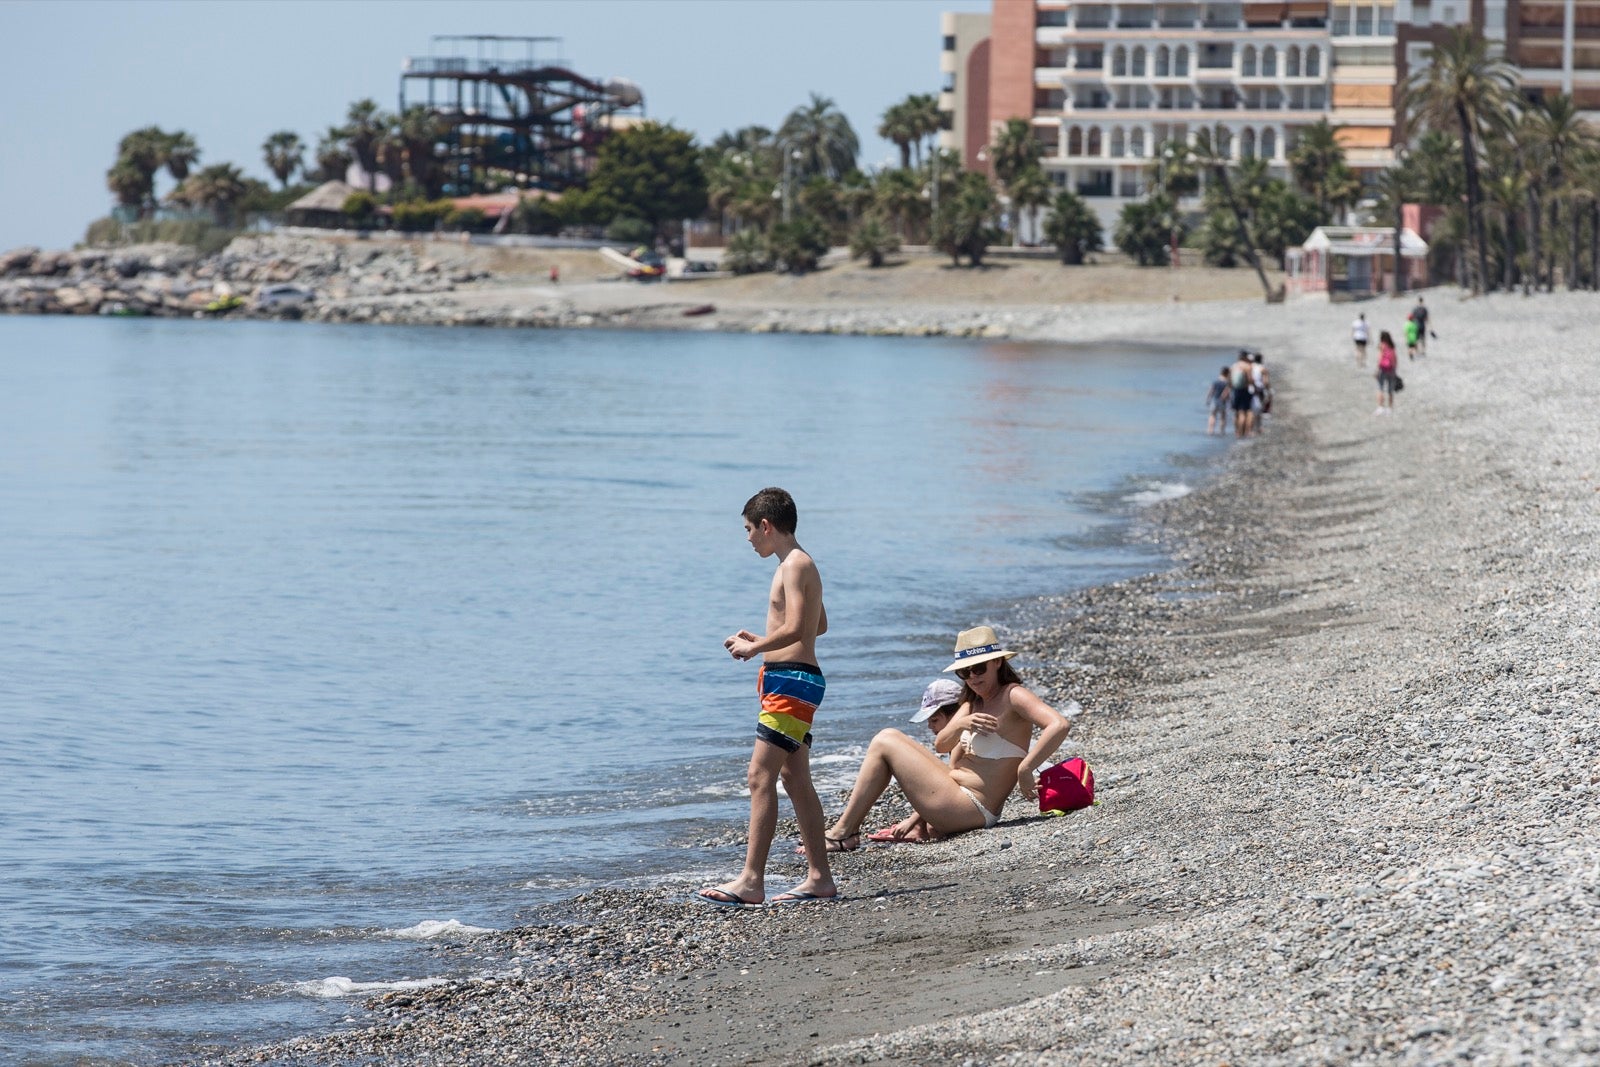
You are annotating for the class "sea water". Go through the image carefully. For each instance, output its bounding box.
[0,316,1236,1065]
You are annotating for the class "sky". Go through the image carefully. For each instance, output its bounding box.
[0,0,989,252]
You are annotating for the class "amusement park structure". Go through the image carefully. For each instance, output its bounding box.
[399,35,645,195]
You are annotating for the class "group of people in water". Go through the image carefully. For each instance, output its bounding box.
[1352,296,1432,415]
[1206,348,1272,437]
[697,488,1075,908]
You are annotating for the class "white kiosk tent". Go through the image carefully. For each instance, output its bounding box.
[1286,226,1429,299]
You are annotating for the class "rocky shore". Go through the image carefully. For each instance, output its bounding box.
[179,289,1600,1067]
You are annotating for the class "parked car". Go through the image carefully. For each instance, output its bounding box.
[254,284,316,310]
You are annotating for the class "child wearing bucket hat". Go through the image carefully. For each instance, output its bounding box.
[817,627,1073,850]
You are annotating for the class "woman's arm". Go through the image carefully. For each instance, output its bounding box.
[1008,686,1073,802]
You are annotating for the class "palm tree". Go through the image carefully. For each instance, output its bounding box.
[1525,94,1597,288]
[1145,139,1200,200]
[183,163,250,227]
[1193,126,1276,300]
[1372,162,1418,295]
[849,213,901,266]
[1402,26,1518,292]
[991,118,1042,187]
[1042,188,1103,264]
[878,100,916,170]
[1483,165,1530,291]
[932,172,1000,266]
[262,131,305,189]
[779,93,860,181]
[1008,166,1053,246]
[314,126,353,183]
[342,99,389,192]
[905,93,943,168]
[163,131,200,182]
[874,166,927,239]
[106,157,151,218]
[1288,119,1346,221]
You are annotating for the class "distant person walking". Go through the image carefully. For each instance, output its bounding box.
[1229,349,1255,438]
[1351,313,1369,367]
[1248,351,1270,435]
[1404,314,1420,361]
[1205,366,1230,436]
[1411,297,1430,355]
[1374,330,1400,415]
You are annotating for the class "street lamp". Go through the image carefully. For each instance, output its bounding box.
[780,146,802,223]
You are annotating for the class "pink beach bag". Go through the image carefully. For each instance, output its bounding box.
[1038,757,1095,814]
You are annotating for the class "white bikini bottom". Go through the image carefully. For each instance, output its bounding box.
[960,786,1000,829]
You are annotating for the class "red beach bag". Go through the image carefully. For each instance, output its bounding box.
[1038,758,1095,814]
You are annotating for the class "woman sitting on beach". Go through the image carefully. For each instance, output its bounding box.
[817,627,1073,852]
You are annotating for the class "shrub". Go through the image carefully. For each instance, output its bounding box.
[444,207,488,232]
[392,199,451,233]
[81,216,238,255]
[1114,196,1179,266]
[604,215,656,244]
[768,215,831,274]
[848,214,900,268]
[1042,190,1103,265]
[342,191,377,225]
[723,228,770,274]
[513,197,565,236]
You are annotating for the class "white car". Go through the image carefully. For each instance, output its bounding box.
[254,284,316,310]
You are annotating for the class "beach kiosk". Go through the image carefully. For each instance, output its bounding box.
[1286,226,1428,299]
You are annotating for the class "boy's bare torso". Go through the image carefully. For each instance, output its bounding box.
[764,549,824,664]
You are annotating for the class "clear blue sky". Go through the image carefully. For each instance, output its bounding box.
[0,0,989,251]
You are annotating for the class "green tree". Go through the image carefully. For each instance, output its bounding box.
[262,131,304,189]
[163,131,200,183]
[586,121,709,240]
[878,100,917,170]
[779,93,860,181]
[1288,119,1345,220]
[905,93,943,168]
[990,118,1042,188]
[397,106,448,196]
[106,157,151,218]
[1371,163,1418,295]
[1525,94,1596,289]
[341,99,390,192]
[1008,166,1053,246]
[724,228,770,274]
[1252,181,1321,270]
[1043,188,1103,264]
[874,166,928,239]
[342,190,377,225]
[1115,195,1180,265]
[1145,139,1200,200]
[931,171,1000,266]
[848,213,901,267]
[313,127,354,184]
[1193,126,1275,300]
[768,215,830,273]
[1402,26,1518,292]
[181,163,250,227]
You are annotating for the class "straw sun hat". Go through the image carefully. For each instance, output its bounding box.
[942,626,1018,674]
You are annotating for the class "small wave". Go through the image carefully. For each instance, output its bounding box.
[1125,481,1191,507]
[291,975,448,999]
[386,919,496,940]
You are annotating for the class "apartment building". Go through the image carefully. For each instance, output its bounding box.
[941,11,995,168]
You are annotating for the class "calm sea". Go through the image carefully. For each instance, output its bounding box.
[0,316,1234,1065]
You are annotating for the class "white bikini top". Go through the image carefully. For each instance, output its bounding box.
[960,729,1028,761]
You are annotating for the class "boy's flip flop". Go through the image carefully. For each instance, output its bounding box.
[693,887,762,909]
[768,889,838,906]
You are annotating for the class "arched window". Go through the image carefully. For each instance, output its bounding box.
[1113,45,1127,77]
[1111,127,1126,157]
[1132,46,1147,76]
[1175,46,1190,76]
[1242,45,1257,77]
[1130,127,1146,157]
[1262,47,1277,77]
[1068,125,1084,156]
[1240,127,1257,159]
[1306,47,1321,77]
[1286,46,1301,77]
[1217,126,1233,158]
[1087,127,1104,156]
[1156,45,1170,77]
[1261,127,1278,160]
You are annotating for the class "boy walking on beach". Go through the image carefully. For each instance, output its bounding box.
[698,487,836,908]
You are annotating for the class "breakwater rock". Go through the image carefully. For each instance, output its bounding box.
[0,235,489,319]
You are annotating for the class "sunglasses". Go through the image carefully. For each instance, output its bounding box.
[954,660,995,680]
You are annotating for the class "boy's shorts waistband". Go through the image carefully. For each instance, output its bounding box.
[762,661,822,677]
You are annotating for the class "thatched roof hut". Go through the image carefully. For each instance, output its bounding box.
[286,181,357,228]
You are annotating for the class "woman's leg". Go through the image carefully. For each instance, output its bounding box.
[827,729,986,843]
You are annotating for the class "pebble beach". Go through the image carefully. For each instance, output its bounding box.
[161,281,1600,1066]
